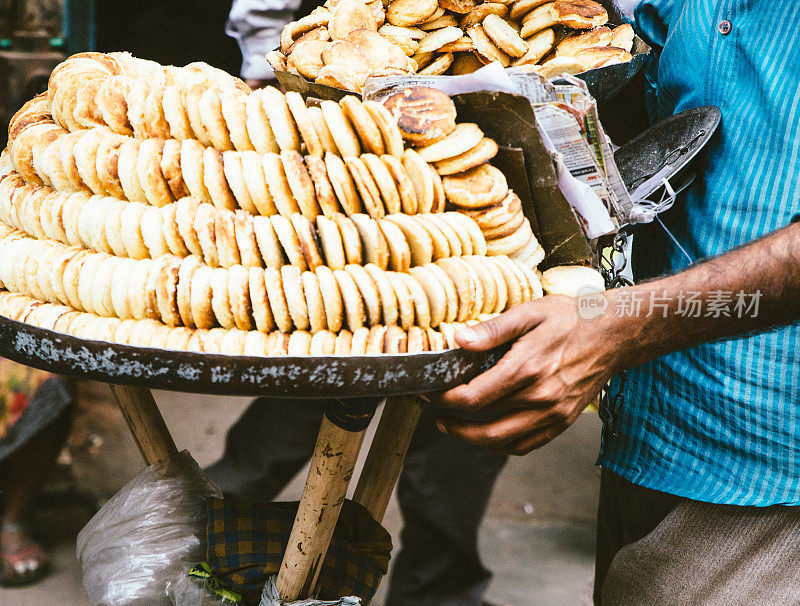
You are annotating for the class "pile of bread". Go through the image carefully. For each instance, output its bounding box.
[268,0,635,92]
[0,51,546,356]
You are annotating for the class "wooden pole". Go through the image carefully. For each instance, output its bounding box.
[276,414,368,601]
[110,384,178,465]
[353,395,422,523]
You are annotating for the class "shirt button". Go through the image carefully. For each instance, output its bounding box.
[718,20,732,35]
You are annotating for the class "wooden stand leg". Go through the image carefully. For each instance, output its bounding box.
[110,384,178,465]
[276,414,368,601]
[353,395,422,523]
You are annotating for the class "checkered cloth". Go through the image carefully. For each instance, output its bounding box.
[206,499,391,603]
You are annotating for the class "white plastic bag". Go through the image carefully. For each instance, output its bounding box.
[76,450,222,606]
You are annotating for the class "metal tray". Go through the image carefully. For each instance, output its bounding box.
[614,105,721,197]
[573,35,651,102]
[275,36,651,104]
[0,315,505,398]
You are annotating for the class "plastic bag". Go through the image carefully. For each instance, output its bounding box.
[76,450,222,606]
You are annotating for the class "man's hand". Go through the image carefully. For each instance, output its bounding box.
[430,295,625,456]
[429,220,800,456]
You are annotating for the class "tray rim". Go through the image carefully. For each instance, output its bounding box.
[0,314,505,398]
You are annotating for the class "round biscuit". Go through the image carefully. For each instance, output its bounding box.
[308,106,341,155]
[408,265,447,327]
[315,265,344,332]
[490,255,524,307]
[281,151,322,219]
[383,325,408,353]
[377,219,411,272]
[350,213,389,269]
[259,86,301,151]
[291,212,325,270]
[333,267,366,330]
[467,24,510,66]
[305,155,341,218]
[215,210,242,267]
[315,215,347,270]
[345,156,385,218]
[233,210,263,268]
[264,267,293,332]
[285,91,324,157]
[413,214,451,259]
[250,215,283,269]
[240,150,279,215]
[189,265,215,328]
[210,267,236,328]
[381,154,418,214]
[270,214,307,270]
[442,164,508,209]
[345,263,382,325]
[434,137,499,175]
[365,325,388,354]
[301,270,328,332]
[401,149,434,213]
[382,213,433,266]
[333,213,363,264]
[309,329,337,355]
[340,96,385,155]
[424,213,463,256]
[364,263,399,327]
[245,90,280,154]
[434,258,475,321]
[248,266,276,332]
[325,152,362,215]
[320,100,361,157]
[417,123,484,163]
[362,153,402,214]
[262,152,302,216]
[334,329,353,354]
[349,327,370,354]
[486,218,532,256]
[223,151,257,213]
[363,101,405,158]
[386,271,415,329]
[228,264,255,330]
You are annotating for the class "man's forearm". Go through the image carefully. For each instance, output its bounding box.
[602,221,800,371]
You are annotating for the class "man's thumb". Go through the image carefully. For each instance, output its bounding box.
[455,303,541,351]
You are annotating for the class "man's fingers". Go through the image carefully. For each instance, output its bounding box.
[435,408,554,449]
[431,341,541,411]
[455,301,544,351]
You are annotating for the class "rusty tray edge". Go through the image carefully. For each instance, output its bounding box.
[0,316,506,398]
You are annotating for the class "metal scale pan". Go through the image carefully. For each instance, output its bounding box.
[0,314,506,398]
[615,105,722,199]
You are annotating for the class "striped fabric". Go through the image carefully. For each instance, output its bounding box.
[599,0,800,505]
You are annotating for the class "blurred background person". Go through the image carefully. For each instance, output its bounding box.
[0,359,72,586]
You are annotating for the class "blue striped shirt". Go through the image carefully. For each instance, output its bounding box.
[599,0,800,505]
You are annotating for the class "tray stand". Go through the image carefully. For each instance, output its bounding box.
[109,383,423,602]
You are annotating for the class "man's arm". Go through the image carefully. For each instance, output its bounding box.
[430,220,800,455]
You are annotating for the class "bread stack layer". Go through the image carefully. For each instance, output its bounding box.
[0,52,544,356]
[269,0,635,91]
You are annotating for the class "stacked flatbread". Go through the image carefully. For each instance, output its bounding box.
[269,0,635,91]
[0,52,544,356]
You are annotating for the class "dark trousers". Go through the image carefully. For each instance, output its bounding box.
[206,397,507,606]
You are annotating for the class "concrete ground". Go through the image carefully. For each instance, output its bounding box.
[0,391,602,606]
